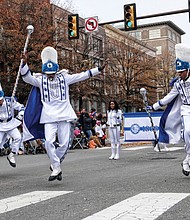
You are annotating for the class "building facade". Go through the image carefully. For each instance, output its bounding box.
[126,21,185,99]
[128,21,185,56]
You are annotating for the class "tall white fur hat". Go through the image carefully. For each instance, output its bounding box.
[175,43,190,72]
[41,46,59,74]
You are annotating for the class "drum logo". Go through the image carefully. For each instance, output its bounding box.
[130,124,140,134]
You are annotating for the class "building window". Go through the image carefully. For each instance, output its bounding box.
[149,29,161,39]
[130,31,142,40]
[156,46,162,55]
[176,36,180,43]
[102,102,106,114]
[172,33,176,42]
[168,29,172,39]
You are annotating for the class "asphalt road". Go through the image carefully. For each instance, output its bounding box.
[0,144,190,220]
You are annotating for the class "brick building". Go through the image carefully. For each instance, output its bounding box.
[129,21,185,56]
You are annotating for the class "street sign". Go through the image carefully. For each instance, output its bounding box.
[85,17,98,33]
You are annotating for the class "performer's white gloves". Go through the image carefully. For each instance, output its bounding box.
[145,106,153,111]
[16,110,24,121]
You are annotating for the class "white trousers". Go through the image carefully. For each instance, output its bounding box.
[44,121,71,169]
[182,115,190,154]
[108,126,120,145]
[0,128,21,154]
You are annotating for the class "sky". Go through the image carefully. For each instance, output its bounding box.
[64,0,190,45]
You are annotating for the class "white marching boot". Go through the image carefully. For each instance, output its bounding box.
[7,152,16,168]
[48,166,62,181]
[114,154,119,160]
[109,145,115,160]
[163,144,169,151]
[182,154,190,176]
[114,144,120,160]
[160,143,169,151]
[154,144,160,152]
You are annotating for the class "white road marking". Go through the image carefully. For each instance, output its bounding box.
[123,146,152,150]
[96,147,110,150]
[82,193,190,220]
[165,146,183,151]
[123,146,183,151]
[0,191,72,214]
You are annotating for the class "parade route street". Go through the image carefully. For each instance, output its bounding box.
[0,144,190,220]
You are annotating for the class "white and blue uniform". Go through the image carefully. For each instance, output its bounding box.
[0,97,24,153]
[21,64,101,169]
[160,42,190,175]
[153,77,190,154]
[107,109,122,159]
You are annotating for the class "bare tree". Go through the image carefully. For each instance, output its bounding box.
[67,30,106,111]
[103,33,157,112]
[156,50,176,98]
[0,0,74,103]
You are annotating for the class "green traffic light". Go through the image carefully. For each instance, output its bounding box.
[68,14,79,39]
[126,20,133,28]
[124,3,137,31]
[69,30,75,36]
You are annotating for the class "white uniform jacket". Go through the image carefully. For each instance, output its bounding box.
[153,77,190,116]
[107,109,123,128]
[21,64,101,123]
[0,97,24,131]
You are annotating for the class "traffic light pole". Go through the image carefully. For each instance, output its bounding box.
[79,5,190,29]
[97,8,190,26]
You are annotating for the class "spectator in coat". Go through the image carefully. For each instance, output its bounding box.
[79,108,93,140]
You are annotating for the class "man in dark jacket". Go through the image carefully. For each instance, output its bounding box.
[79,109,93,140]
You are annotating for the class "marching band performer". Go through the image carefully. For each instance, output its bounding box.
[107,100,122,160]
[21,46,107,181]
[0,84,24,167]
[151,43,190,176]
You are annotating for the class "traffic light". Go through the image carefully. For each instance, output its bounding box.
[68,14,79,39]
[124,4,137,31]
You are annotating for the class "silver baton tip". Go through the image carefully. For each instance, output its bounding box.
[26,25,34,34]
[140,88,147,95]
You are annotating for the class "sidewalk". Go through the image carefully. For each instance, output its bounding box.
[105,136,152,148]
[105,136,185,150]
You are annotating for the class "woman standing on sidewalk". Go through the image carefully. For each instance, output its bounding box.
[107,100,122,160]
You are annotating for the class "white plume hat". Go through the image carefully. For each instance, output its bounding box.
[175,43,190,72]
[41,46,59,74]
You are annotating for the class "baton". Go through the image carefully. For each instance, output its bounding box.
[12,25,34,98]
[140,88,161,152]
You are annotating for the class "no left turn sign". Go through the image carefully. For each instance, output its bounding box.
[85,17,98,33]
